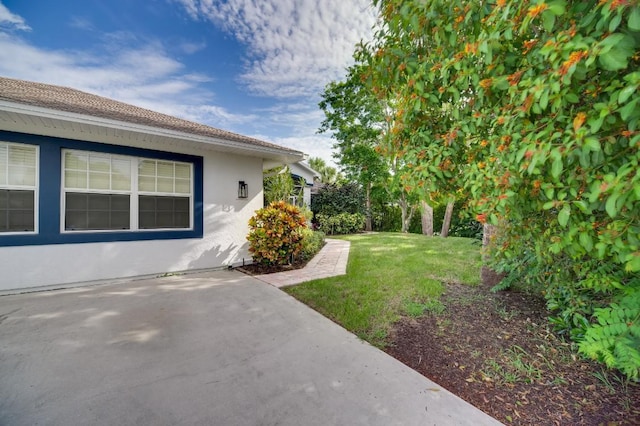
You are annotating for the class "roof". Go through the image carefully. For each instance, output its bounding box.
[0,76,302,156]
[289,161,320,183]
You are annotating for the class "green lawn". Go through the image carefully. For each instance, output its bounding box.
[284,232,482,347]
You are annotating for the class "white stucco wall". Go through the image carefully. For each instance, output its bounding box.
[0,148,264,292]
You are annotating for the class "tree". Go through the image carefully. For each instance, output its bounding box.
[319,64,389,231]
[440,200,455,238]
[308,157,341,185]
[365,0,640,378]
[420,200,434,236]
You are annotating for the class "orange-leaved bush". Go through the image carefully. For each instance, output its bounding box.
[247,201,307,266]
[365,0,640,378]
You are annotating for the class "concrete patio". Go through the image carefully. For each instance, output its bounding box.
[0,269,502,425]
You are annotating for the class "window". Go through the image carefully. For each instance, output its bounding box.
[0,131,202,246]
[0,142,37,233]
[63,150,192,231]
[63,151,131,231]
[138,159,191,229]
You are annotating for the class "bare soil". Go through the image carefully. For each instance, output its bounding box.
[385,269,640,425]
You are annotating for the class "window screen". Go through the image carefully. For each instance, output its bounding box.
[0,142,37,233]
[65,193,130,231]
[139,195,190,229]
[138,158,191,229]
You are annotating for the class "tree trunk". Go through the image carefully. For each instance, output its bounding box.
[365,182,372,232]
[421,200,433,236]
[406,204,415,232]
[481,223,505,286]
[440,201,454,238]
[482,223,497,249]
[400,202,408,233]
[399,193,410,233]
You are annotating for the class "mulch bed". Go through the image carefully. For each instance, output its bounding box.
[385,274,640,425]
[235,259,308,276]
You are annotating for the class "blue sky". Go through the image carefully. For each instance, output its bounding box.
[0,0,378,166]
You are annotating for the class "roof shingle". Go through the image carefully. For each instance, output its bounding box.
[0,76,301,154]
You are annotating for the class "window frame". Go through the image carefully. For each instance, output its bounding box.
[0,130,203,247]
[0,141,39,235]
[60,150,194,233]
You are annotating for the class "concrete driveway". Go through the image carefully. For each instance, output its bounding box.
[0,270,501,426]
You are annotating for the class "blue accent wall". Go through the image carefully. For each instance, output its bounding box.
[0,130,204,246]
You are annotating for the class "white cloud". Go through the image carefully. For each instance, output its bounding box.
[174,0,200,20]
[174,0,377,98]
[256,102,324,135]
[0,31,253,130]
[68,16,94,31]
[272,135,338,168]
[0,2,30,31]
[179,40,207,54]
[182,104,259,126]
[0,0,352,163]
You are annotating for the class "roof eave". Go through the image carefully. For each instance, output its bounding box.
[0,100,304,163]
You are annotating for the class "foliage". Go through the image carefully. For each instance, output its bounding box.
[308,157,343,185]
[318,64,389,188]
[579,288,640,380]
[285,232,480,346]
[449,218,484,240]
[364,0,640,377]
[372,202,482,239]
[298,229,326,261]
[263,165,296,205]
[316,212,365,235]
[247,201,307,266]
[299,204,313,224]
[318,64,394,231]
[311,182,365,217]
[371,204,402,232]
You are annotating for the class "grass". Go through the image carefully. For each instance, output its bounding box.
[284,232,481,347]
[478,344,570,387]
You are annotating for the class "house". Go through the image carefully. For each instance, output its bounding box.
[0,77,304,292]
[288,162,319,207]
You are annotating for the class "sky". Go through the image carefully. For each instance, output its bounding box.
[0,0,378,167]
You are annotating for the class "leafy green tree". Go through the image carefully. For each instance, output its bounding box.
[365,0,640,378]
[319,64,390,231]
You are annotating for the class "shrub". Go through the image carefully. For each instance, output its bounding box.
[247,201,307,266]
[372,202,482,239]
[299,205,313,224]
[298,229,325,261]
[372,204,402,232]
[365,0,640,378]
[316,212,365,235]
[449,219,483,240]
[311,183,364,217]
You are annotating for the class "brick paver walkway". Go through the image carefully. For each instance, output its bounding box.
[254,238,350,288]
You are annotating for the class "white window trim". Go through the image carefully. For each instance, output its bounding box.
[61,149,194,233]
[0,141,39,235]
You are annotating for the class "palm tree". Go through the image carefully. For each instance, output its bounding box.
[308,157,341,184]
